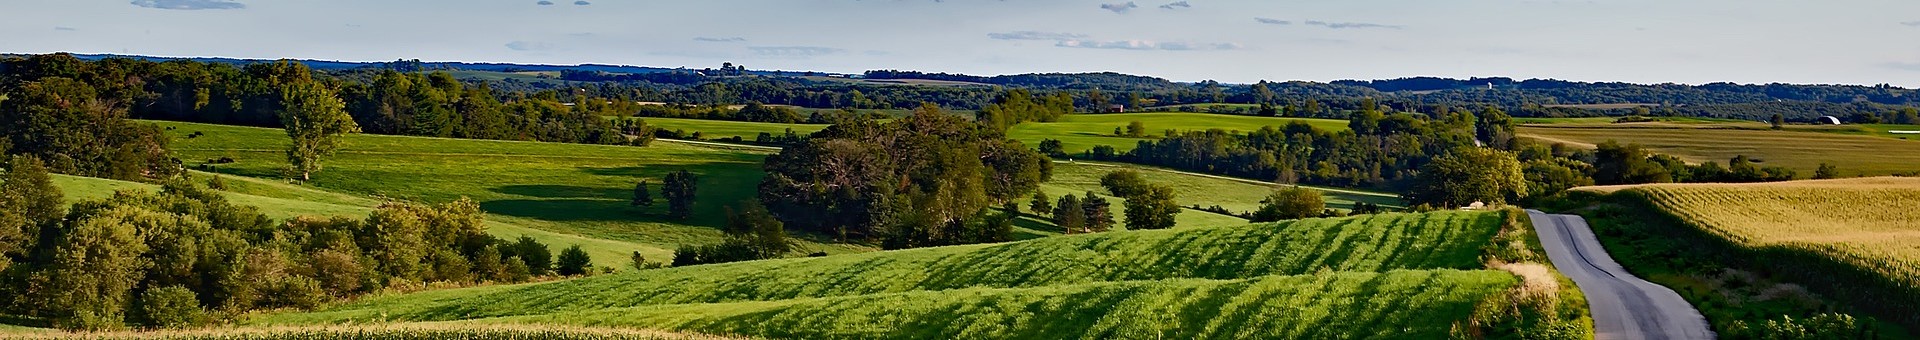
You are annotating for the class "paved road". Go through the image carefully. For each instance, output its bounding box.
[1526,210,1714,340]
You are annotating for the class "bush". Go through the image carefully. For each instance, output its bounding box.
[1250,187,1325,222]
[557,245,592,276]
[136,286,209,329]
[1725,313,1875,339]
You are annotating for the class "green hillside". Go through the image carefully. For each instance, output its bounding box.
[252,211,1550,338]
[154,121,875,259]
[48,173,657,272]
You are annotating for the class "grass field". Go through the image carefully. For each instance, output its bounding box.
[48,173,660,273]
[1006,112,1351,154]
[253,211,1527,338]
[1518,116,1920,140]
[1041,162,1402,215]
[154,121,873,261]
[1517,125,1920,176]
[1559,177,1920,334]
[639,117,829,141]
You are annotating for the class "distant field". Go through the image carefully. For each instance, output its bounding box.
[1517,125,1920,176]
[639,117,829,140]
[1007,112,1351,154]
[255,211,1522,339]
[445,70,572,84]
[1541,103,1654,110]
[1519,117,1920,140]
[1042,162,1403,216]
[49,173,660,273]
[799,76,993,87]
[153,121,875,261]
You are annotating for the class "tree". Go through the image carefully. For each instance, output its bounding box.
[631,180,654,207]
[1250,187,1325,222]
[1522,159,1595,201]
[0,77,175,180]
[1,156,64,272]
[1099,170,1150,197]
[1122,185,1180,230]
[279,82,360,181]
[1771,113,1786,130]
[1814,163,1842,180]
[1037,139,1065,157]
[1052,194,1086,234]
[1405,148,1528,208]
[1082,192,1115,232]
[1028,192,1052,218]
[661,170,698,219]
[1592,141,1672,185]
[32,206,151,331]
[511,236,552,276]
[555,245,591,276]
[1125,121,1147,137]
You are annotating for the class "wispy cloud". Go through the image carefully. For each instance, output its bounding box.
[1100,2,1138,14]
[1886,62,1920,72]
[1056,40,1241,51]
[573,1,591,5]
[987,31,1089,41]
[694,37,747,43]
[536,1,554,5]
[1305,20,1404,30]
[1158,1,1190,10]
[750,46,846,58]
[53,26,79,31]
[1902,21,1920,27]
[505,41,553,51]
[1255,17,1290,25]
[130,0,244,10]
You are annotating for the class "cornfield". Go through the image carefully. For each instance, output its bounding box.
[1603,177,1920,329]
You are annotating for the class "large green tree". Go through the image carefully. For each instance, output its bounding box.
[278,82,360,181]
[1405,147,1528,208]
[662,170,699,220]
[0,78,175,180]
[1122,185,1181,230]
[0,156,64,272]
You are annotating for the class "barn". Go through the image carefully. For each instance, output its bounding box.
[1817,116,1843,125]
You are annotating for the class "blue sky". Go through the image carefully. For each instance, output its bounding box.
[4,0,1919,85]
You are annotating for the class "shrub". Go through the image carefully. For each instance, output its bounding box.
[136,286,209,329]
[1250,187,1325,222]
[511,236,552,276]
[557,245,592,276]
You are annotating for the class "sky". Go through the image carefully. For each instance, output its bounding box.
[4,0,1919,86]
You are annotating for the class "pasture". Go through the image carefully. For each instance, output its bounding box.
[640,117,828,141]
[1006,112,1351,154]
[153,121,874,261]
[254,211,1524,339]
[1517,125,1920,176]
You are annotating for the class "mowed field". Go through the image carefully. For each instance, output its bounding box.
[1517,125,1920,176]
[254,211,1522,339]
[1006,112,1351,154]
[153,121,875,262]
[642,117,829,140]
